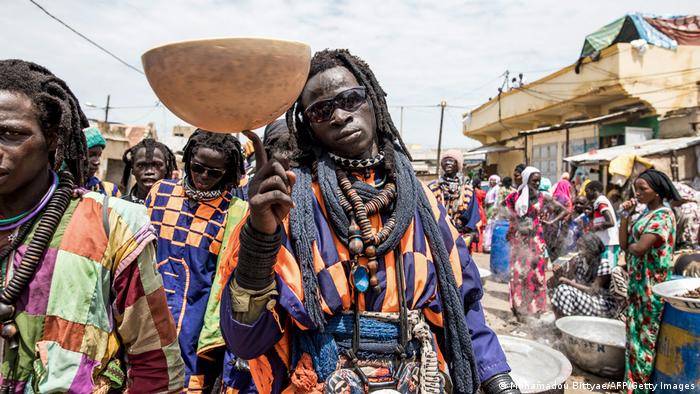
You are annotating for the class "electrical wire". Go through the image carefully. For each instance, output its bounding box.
[446,71,509,103]
[27,0,144,75]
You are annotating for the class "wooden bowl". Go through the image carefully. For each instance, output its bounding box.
[142,37,311,132]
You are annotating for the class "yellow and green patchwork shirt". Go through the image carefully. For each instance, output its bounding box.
[0,192,184,393]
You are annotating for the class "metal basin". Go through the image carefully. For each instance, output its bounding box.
[555,316,625,379]
[478,267,492,286]
[142,37,311,133]
[498,335,571,393]
[652,277,700,314]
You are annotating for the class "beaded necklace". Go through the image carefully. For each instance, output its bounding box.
[183,176,222,201]
[336,168,397,293]
[0,171,58,232]
[329,151,384,170]
[0,171,74,391]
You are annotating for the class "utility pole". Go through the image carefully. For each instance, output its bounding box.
[399,106,404,136]
[435,100,447,179]
[104,94,111,123]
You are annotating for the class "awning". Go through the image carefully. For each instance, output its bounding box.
[466,144,521,155]
[579,13,700,59]
[519,106,648,136]
[563,135,700,165]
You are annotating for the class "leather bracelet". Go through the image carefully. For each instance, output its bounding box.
[481,373,521,394]
[235,220,281,290]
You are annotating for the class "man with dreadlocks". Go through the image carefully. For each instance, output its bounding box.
[0,59,183,392]
[146,129,250,392]
[121,138,176,204]
[83,126,121,197]
[219,50,517,394]
[427,150,481,242]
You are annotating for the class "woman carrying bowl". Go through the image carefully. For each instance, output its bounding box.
[619,169,680,392]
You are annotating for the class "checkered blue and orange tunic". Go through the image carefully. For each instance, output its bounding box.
[146,179,232,392]
[219,170,510,393]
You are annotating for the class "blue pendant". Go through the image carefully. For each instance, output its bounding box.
[352,265,369,293]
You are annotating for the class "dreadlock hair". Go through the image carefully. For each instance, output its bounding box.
[0,59,89,185]
[182,129,244,190]
[121,138,177,191]
[285,49,410,173]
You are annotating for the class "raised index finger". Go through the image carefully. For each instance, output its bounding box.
[242,130,267,172]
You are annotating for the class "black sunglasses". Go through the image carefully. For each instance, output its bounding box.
[303,86,367,123]
[190,162,225,178]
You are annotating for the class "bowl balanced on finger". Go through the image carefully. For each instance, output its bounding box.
[142,37,311,133]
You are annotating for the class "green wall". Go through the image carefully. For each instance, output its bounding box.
[599,116,659,138]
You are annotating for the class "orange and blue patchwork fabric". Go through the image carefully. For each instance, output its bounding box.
[146,179,232,392]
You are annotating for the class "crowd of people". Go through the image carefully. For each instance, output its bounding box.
[2,50,699,393]
[0,53,527,394]
[433,151,700,392]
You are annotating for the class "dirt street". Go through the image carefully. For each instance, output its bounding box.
[472,253,621,394]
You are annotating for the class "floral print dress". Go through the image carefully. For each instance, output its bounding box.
[505,191,549,317]
[625,207,675,393]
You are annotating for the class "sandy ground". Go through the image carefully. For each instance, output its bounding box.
[472,253,621,394]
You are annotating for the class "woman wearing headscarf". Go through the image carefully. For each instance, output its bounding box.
[472,178,488,253]
[540,176,576,261]
[483,175,501,252]
[619,169,680,392]
[550,233,618,319]
[504,167,556,320]
[552,177,574,211]
[485,175,501,216]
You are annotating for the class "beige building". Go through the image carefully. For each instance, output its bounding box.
[462,42,700,183]
[172,125,197,139]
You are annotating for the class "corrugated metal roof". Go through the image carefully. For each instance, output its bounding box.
[563,135,700,165]
[466,144,519,155]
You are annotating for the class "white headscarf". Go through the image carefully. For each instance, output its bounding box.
[485,175,501,204]
[515,166,541,217]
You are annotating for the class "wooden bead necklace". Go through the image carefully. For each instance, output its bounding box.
[336,168,397,293]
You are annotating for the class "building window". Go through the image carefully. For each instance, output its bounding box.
[568,137,598,155]
[532,143,558,181]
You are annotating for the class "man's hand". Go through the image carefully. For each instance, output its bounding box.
[243,131,296,235]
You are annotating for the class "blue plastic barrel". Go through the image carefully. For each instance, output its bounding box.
[651,304,700,392]
[489,219,511,282]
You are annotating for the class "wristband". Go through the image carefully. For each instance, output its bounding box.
[235,220,282,290]
[481,373,521,394]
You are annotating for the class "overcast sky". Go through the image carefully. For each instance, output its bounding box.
[3,0,698,150]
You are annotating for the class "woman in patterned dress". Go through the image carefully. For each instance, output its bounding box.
[505,167,566,321]
[619,169,680,393]
[550,233,617,318]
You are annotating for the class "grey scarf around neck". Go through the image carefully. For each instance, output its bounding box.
[289,145,480,393]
